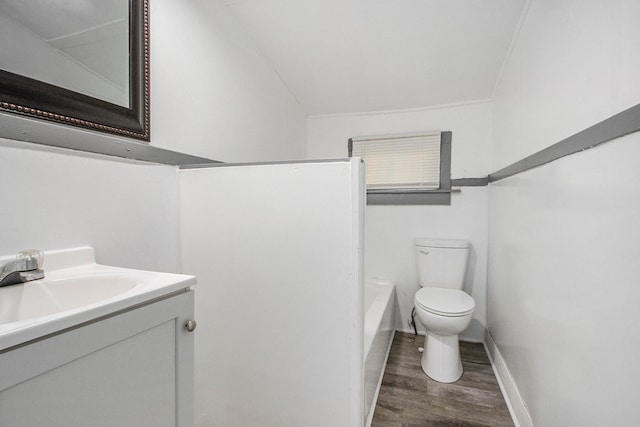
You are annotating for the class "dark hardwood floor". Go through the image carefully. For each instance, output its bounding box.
[371,332,514,427]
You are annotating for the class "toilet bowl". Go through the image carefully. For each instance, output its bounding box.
[413,238,475,383]
[414,287,474,383]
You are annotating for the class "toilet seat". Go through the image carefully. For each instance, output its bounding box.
[415,288,475,317]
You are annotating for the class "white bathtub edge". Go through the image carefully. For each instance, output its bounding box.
[364,329,394,427]
[363,280,396,425]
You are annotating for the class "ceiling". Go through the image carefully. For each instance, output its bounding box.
[224,0,527,115]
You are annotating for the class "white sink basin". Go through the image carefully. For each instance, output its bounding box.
[0,247,196,350]
[0,274,137,324]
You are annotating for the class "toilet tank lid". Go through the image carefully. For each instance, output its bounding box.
[415,238,470,249]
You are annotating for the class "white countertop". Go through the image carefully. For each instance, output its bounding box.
[0,247,196,351]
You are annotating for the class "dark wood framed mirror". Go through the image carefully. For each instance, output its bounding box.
[0,0,150,141]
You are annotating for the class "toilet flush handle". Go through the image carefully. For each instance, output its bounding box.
[419,249,429,255]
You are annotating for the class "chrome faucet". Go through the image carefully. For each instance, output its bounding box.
[0,250,45,287]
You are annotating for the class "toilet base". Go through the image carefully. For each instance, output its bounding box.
[420,331,463,383]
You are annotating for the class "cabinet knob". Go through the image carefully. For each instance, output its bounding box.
[186,320,197,332]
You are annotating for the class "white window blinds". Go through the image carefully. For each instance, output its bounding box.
[351,132,442,190]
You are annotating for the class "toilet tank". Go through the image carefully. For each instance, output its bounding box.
[415,238,470,289]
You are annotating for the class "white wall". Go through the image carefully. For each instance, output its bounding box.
[489,0,640,425]
[307,101,492,341]
[151,0,307,162]
[180,160,364,427]
[492,0,640,170]
[0,139,180,272]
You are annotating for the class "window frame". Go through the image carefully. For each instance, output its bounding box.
[348,131,452,205]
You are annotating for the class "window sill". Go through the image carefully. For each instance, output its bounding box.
[366,189,456,205]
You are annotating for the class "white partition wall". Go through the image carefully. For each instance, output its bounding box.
[180,159,365,427]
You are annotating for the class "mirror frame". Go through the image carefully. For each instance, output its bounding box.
[0,0,150,141]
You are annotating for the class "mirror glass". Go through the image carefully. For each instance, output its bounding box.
[0,0,129,108]
[0,0,149,141]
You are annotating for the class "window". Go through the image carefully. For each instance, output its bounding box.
[348,131,452,205]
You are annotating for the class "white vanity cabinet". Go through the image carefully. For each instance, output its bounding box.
[0,290,195,427]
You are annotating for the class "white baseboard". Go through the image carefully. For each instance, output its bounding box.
[396,326,423,336]
[483,329,534,427]
[395,327,483,344]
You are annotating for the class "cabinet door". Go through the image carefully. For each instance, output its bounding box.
[0,290,194,427]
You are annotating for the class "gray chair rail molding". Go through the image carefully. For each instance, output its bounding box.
[489,103,640,183]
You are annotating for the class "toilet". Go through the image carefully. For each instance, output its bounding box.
[413,238,475,383]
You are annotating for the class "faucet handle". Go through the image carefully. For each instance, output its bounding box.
[17,249,44,269]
